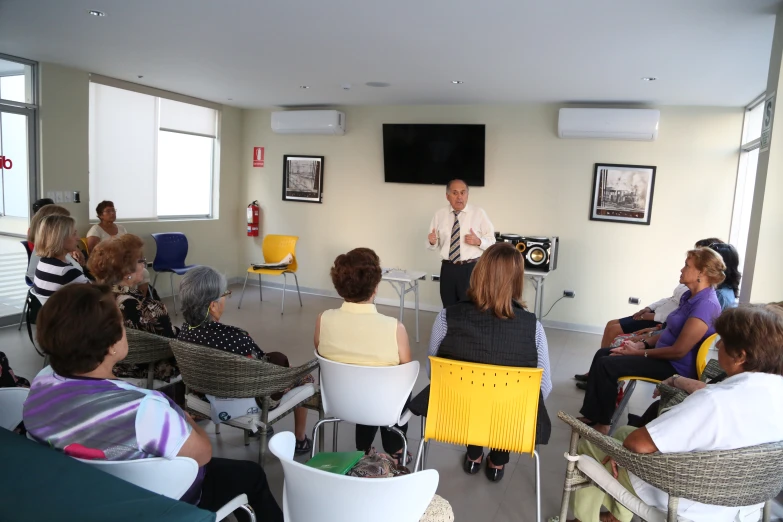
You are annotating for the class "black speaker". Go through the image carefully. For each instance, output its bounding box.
[497,234,559,272]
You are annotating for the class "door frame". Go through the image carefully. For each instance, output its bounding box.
[0,103,38,232]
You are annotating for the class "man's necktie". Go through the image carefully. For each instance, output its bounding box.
[449,211,461,262]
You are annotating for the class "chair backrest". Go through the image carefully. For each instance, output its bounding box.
[75,456,199,500]
[426,356,542,457]
[151,233,190,271]
[696,333,719,379]
[20,240,33,286]
[79,237,90,256]
[269,431,438,522]
[0,387,30,431]
[124,328,174,365]
[315,352,419,426]
[262,234,299,272]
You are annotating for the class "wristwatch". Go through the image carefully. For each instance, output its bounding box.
[642,339,651,350]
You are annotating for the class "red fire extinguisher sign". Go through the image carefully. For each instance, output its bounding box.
[247,200,260,237]
[253,147,264,168]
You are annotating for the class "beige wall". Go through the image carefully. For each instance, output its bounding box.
[241,104,743,331]
[38,63,244,292]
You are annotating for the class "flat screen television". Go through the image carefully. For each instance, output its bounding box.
[382,124,485,186]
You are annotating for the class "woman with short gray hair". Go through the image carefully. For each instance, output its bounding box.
[176,266,314,454]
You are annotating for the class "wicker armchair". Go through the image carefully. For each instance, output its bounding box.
[170,339,323,465]
[124,329,175,389]
[657,359,724,412]
[554,411,783,522]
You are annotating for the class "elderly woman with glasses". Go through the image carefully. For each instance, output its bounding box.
[177,266,314,454]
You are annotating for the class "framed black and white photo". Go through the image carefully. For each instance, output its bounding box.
[589,163,656,225]
[282,155,324,203]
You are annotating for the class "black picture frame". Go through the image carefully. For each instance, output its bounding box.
[282,155,324,203]
[589,163,656,225]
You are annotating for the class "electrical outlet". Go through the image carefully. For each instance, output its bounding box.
[73,191,81,203]
[63,191,73,203]
[431,274,441,281]
[55,191,64,203]
[629,297,641,305]
[563,290,576,298]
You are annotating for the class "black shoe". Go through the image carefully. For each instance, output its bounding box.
[294,436,312,455]
[576,381,587,390]
[485,462,505,482]
[463,453,482,475]
[574,373,589,382]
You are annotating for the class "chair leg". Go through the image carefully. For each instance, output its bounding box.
[146,362,154,389]
[763,500,772,522]
[414,438,427,472]
[558,430,580,522]
[420,417,428,469]
[244,429,250,446]
[259,274,263,301]
[281,273,287,315]
[311,418,341,458]
[170,272,177,315]
[388,426,407,468]
[214,423,221,435]
[17,293,29,330]
[238,272,250,309]
[318,404,325,453]
[608,380,637,436]
[534,448,541,522]
[667,496,679,522]
[292,272,302,307]
[332,422,339,453]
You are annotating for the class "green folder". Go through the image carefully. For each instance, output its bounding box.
[305,451,365,475]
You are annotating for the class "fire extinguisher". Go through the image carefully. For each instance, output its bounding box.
[247,200,260,237]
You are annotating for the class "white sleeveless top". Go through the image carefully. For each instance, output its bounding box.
[318,302,400,366]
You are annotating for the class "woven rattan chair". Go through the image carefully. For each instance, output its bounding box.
[553,411,783,522]
[656,358,724,412]
[124,329,175,389]
[170,339,323,465]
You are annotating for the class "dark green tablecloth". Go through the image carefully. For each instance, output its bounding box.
[0,428,215,522]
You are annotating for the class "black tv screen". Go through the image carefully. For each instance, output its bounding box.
[382,124,485,186]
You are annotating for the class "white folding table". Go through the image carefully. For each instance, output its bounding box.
[381,269,427,343]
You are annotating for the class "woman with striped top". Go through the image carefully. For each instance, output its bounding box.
[32,214,89,301]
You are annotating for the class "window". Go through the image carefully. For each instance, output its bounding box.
[729,95,764,279]
[89,79,219,220]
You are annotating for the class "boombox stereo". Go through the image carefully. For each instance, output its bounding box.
[494,234,559,273]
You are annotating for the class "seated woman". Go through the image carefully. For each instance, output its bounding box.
[568,304,783,522]
[23,284,283,522]
[32,214,90,301]
[177,266,313,454]
[315,248,413,464]
[88,234,179,383]
[710,242,741,310]
[427,242,552,482]
[577,247,725,434]
[26,204,87,281]
[86,200,150,295]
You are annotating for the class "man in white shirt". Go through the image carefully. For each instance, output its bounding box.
[427,179,495,307]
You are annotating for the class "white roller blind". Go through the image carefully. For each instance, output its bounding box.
[89,83,157,219]
[159,98,217,138]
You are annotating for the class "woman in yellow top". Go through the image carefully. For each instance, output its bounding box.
[315,247,412,463]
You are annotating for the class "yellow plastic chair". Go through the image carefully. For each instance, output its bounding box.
[79,237,89,254]
[238,234,302,315]
[414,356,544,522]
[608,333,718,435]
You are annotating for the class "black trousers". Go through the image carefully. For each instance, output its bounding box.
[199,457,283,522]
[467,445,510,465]
[356,395,412,455]
[579,348,676,425]
[440,260,476,307]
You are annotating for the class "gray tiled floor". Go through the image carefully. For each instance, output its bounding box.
[3,285,779,521]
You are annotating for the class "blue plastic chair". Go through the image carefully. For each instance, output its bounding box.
[150,233,198,315]
[18,240,33,331]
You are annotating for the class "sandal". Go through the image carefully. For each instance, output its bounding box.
[294,436,312,455]
[391,450,413,466]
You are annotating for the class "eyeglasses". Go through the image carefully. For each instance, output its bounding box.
[219,289,232,299]
[137,258,147,265]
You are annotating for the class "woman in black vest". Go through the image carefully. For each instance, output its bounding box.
[427,242,552,482]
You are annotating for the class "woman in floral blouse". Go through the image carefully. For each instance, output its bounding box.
[87,234,178,382]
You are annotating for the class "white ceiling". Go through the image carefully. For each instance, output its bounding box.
[0,0,778,108]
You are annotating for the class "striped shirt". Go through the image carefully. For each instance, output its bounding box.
[33,257,90,297]
[427,308,553,399]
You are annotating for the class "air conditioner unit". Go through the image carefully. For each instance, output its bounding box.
[558,108,660,141]
[271,110,345,135]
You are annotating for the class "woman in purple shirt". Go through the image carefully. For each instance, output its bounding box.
[577,248,725,435]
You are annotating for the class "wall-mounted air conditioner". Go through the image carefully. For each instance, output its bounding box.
[558,108,660,141]
[271,110,346,135]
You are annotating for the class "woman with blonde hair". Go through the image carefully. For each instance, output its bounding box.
[32,214,90,300]
[576,247,725,435]
[26,204,86,281]
[426,241,552,481]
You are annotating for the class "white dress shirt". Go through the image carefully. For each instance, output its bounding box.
[427,204,495,261]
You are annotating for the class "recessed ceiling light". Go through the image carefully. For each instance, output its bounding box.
[641,77,657,81]
[366,82,391,88]
[87,10,106,17]
[452,80,464,84]
[299,85,309,89]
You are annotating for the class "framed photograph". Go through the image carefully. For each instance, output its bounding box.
[589,163,656,225]
[282,155,324,203]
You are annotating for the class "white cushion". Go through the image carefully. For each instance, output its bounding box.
[185,383,318,432]
[118,374,183,390]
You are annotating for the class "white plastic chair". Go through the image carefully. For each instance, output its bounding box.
[0,387,29,431]
[312,352,419,460]
[270,431,438,522]
[75,456,256,521]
